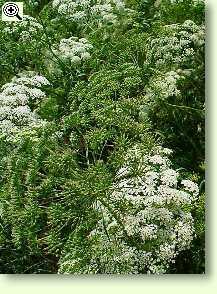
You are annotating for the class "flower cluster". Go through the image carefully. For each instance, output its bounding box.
[170,0,204,5]
[53,36,93,64]
[146,70,183,101]
[146,20,205,70]
[58,145,199,274]
[0,72,50,139]
[3,15,43,42]
[52,0,127,25]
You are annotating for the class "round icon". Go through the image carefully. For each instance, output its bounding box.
[2,2,22,20]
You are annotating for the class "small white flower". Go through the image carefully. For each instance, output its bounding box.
[181,179,199,198]
[140,224,158,241]
[54,36,92,64]
[0,72,49,139]
[161,168,179,187]
[149,154,166,165]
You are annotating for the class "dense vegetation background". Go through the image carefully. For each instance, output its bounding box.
[0,0,205,274]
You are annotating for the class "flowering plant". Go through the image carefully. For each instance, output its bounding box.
[58,146,199,274]
[0,72,50,140]
[0,0,205,274]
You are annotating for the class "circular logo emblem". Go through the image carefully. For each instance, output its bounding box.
[2,2,22,19]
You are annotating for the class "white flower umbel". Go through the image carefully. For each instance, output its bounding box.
[170,0,205,7]
[53,36,93,64]
[60,145,199,274]
[0,72,50,140]
[147,71,182,101]
[146,20,205,70]
[181,179,199,199]
[3,15,43,42]
[52,0,127,25]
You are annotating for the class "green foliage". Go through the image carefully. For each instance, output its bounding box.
[157,0,205,25]
[143,19,205,173]
[0,0,205,274]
